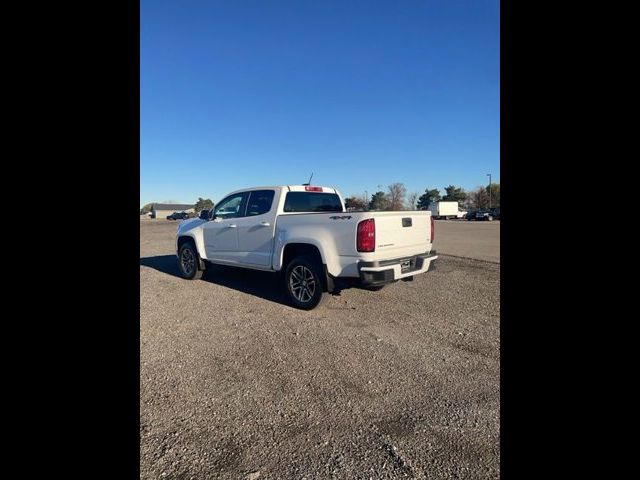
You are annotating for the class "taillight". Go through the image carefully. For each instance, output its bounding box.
[430,215,435,242]
[304,186,323,192]
[357,218,375,252]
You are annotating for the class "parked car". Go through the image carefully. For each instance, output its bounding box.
[489,207,500,220]
[475,209,494,221]
[465,210,477,221]
[167,211,190,220]
[175,185,438,309]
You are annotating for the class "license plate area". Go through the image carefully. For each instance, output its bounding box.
[401,259,413,273]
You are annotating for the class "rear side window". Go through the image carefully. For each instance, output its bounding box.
[246,190,275,216]
[283,192,343,213]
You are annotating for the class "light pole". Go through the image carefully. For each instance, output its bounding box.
[487,174,492,209]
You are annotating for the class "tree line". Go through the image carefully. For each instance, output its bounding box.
[344,183,500,211]
[140,184,500,215]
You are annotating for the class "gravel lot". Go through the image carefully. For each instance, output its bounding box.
[140,219,500,479]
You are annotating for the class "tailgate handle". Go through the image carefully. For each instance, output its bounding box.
[402,218,412,227]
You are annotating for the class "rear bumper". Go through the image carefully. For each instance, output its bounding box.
[358,251,438,286]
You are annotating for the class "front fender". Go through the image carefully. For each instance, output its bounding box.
[176,221,207,259]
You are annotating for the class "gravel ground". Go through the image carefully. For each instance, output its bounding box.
[140,220,500,479]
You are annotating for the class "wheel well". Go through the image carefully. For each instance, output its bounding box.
[177,236,195,251]
[282,243,329,292]
[282,243,323,268]
[177,236,206,270]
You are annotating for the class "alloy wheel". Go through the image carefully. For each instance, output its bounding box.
[289,265,316,303]
[181,248,195,275]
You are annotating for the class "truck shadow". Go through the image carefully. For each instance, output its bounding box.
[140,255,289,306]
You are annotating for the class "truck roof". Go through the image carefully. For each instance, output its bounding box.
[226,185,339,195]
[287,185,338,193]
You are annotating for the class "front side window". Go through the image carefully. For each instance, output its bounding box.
[246,190,275,216]
[214,193,247,219]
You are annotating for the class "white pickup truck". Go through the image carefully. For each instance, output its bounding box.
[175,185,437,309]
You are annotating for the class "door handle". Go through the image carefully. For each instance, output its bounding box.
[227,224,237,228]
[259,222,270,227]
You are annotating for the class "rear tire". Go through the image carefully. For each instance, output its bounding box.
[178,241,203,280]
[284,256,327,310]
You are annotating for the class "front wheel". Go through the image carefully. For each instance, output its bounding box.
[284,256,327,310]
[178,242,203,280]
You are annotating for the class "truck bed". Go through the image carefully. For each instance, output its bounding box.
[274,210,432,277]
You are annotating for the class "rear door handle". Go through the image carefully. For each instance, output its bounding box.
[227,224,237,228]
[259,222,270,227]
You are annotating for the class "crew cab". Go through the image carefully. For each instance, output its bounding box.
[175,185,437,309]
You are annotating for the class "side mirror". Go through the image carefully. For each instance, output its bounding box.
[199,209,209,220]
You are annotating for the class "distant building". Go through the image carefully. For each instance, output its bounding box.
[150,203,195,219]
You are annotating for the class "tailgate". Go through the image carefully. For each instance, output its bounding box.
[372,212,431,259]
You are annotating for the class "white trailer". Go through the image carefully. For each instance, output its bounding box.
[429,201,460,220]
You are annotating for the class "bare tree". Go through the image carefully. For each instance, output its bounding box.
[406,191,419,210]
[470,186,490,209]
[387,182,407,210]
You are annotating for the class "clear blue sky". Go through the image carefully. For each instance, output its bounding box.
[141,0,499,207]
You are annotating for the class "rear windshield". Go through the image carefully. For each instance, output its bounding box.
[283,192,343,213]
